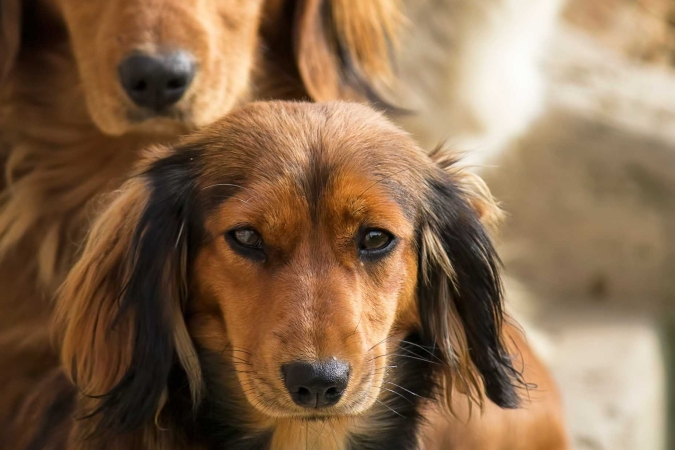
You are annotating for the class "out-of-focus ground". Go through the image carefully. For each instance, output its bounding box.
[482,1,675,448]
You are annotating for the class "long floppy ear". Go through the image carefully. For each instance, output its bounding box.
[0,0,20,81]
[54,147,203,437]
[294,0,403,105]
[417,154,521,410]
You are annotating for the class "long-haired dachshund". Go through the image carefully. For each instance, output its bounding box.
[0,0,400,431]
[3,102,567,449]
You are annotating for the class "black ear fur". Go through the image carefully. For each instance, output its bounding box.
[90,150,203,435]
[417,175,522,409]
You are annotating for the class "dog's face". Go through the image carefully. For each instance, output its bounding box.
[56,102,520,443]
[191,120,420,418]
[0,0,401,137]
[53,0,264,135]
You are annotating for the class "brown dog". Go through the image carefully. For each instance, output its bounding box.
[3,102,568,449]
[0,0,400,433]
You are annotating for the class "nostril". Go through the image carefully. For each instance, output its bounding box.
[324,387,341,403]
[296,387,313,406]
[297,387,311,397]
[166,77,187,90]
[131,79,147,92]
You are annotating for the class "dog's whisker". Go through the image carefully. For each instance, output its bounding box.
[379,386,414,405]
[309,418,328,450]
[385,381,422,399]
[398,339,444,363]
[327,420,340,450]
[397,344,445,366]
[369,353,443,365]
[371,397,405,418]
[367,334,401,352]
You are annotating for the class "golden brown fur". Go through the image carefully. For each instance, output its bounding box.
[6,102,567,449]
[0,0,401,436]
[422,325,569,450]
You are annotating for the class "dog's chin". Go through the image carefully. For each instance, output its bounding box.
[125,109,195,136]
[127,116,193,136]
[87,102,196,137]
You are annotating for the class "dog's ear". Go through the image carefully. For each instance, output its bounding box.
[417,156,521,410]
[55,147,203,436]
[294,0,402,105]
[0,0,20,81]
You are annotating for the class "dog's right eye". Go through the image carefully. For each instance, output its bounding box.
[232,229,263,248]
[226,227,266,260]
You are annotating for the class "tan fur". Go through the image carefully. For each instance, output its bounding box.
[422,324,570,450]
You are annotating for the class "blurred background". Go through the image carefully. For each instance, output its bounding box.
[391,0,675,449]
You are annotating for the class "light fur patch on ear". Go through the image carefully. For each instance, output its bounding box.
[456,170,504,234]
[420,225,455,287]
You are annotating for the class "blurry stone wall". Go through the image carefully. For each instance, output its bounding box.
[479,2,675,448]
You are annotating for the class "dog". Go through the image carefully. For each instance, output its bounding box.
[1,102,568,449]
[0,0,401,431]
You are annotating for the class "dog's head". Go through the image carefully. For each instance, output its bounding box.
[0,0,400,136]
[55,102,520,442]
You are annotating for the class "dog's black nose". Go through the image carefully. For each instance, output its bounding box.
[118,51,195,111]
[282,360,349,408]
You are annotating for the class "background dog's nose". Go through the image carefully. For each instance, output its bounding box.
[282,360,349,408]
[118,51,195,111]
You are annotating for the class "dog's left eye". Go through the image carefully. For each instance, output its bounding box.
[226,227,266,261]
[359,229,395,256]
[231,228,263,248]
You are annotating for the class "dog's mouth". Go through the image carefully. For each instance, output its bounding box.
[126,105,186,122]
[122,106,195,134]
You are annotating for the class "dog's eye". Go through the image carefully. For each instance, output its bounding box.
[226,227,266,261]
[231,228,263,248]
[359,229,395,258]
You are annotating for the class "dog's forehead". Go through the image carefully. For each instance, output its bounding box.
[209,102,426,201]
[194,102,427,226]
[198,101,427,187]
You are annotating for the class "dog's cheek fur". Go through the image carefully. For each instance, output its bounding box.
[54,148,204,439]
[416,172,522,410]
